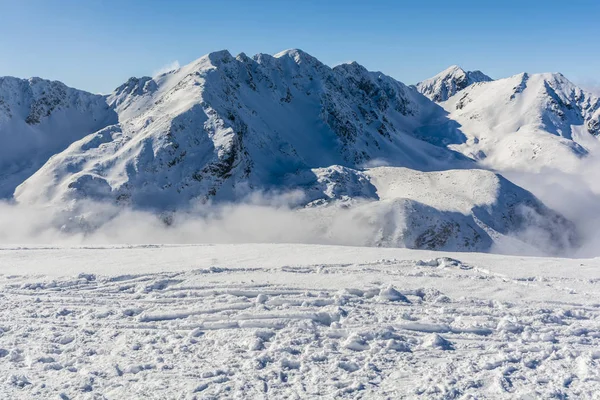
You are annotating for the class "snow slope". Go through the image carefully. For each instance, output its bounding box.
[415,65,492,102]
[286,166,577,254]
[14,50,467,209]
[0,77,117,197]
[1,243,599,399]
[438,72,600,172]
[363,167,577,253]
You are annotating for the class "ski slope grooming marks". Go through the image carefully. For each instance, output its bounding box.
[1,244,599,398]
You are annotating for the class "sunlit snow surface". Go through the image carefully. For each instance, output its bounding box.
[1,244,599,398]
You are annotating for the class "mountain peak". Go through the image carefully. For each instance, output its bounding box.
[274,48,310,58]
[273,48,323,67]
[416,66,493,102]
[333,60,370,75]
[440,65,465,75]
[206,49,234,64]
[235,52,251,63]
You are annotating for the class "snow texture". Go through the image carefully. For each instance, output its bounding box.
[0,243,599,399]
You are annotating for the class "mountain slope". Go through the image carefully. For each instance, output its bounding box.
[0,77,117,197]
[415,65,492,102]
[15,49,468,209]
[363,167,576,253]
[294,166,577,254]
[438,72,600,172]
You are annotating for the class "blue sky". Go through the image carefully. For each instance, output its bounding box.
[0,0,598,94]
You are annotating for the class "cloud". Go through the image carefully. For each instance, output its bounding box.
[502,141,600,258]
[152,60,180,77]
[0,195,375,247]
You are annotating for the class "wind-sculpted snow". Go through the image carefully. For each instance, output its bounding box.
[1,244,600,399]
[0,77,117,197]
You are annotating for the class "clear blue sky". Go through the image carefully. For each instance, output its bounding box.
[0,0,598,94]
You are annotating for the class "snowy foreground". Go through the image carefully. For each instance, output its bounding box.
[1,244,599,399]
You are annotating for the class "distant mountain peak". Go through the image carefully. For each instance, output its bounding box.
[0,76,117,197]
[437,71,600,173]
[273,48,326,70]
[416,66,493,102]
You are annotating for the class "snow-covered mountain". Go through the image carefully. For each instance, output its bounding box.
[0,77,117,197]
[0,49,590,254]
[15,50,467,209]
[299,166,576,254]
[415,65,492,102]
[437,72,600,172]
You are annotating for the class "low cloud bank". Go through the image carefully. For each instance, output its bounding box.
[0,188,584,258]
[0,194,374,247]
[502,144,600,258]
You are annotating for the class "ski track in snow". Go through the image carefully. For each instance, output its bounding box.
[1,244,600,399]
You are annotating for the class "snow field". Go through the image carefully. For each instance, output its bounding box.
[0,244,599,398]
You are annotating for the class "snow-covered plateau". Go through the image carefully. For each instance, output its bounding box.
[1,244,599,399]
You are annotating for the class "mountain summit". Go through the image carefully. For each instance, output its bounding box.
[415,65,493,102]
